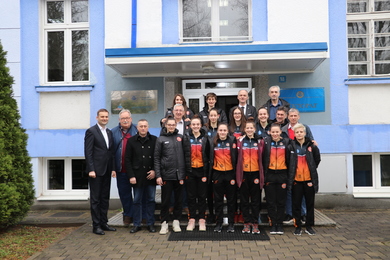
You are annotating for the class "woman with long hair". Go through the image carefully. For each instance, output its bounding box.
[183,117,210,231]
[236,119,264,234]
[229,106,246,139]
[204,108,220,139]
[256,107,271,138]
[210,123,238,233]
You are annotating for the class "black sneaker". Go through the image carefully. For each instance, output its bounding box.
[276,225,284,235]
[227,223,235,233]
[293,227,302,236]
[283,214,293,224]
[214,223,222,233]
[270,225,277,235]
[305,226,316,235]
[301,215,306,224]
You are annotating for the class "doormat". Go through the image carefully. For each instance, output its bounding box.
[168,226,270,241]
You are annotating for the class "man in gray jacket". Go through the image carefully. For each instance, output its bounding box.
[155,117,186,234]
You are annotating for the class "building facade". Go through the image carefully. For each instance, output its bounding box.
[1,0,389,205]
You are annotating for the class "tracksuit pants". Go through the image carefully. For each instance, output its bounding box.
[160,180,183,222]
[186,167,208,219]
[292,181,315,227]
[240,171,262,224]
[213,170,236,224]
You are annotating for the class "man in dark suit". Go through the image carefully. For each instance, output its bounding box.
[84,108,117,235]
[229,90,257,120]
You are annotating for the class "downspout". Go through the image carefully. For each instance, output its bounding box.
[131,0,137,48]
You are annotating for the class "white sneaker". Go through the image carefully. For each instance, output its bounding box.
[159,221,169,235]
[186,218,195,231]
[199,219,206,232]
[172,220,181,232]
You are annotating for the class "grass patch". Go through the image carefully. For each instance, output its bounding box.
[0,225,77,260]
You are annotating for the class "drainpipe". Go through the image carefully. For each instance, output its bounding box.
[131,0,137,48]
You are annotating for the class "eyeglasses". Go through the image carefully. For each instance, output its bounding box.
[120,117,131,120]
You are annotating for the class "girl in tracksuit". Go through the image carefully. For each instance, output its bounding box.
[183,117,210,232]
[288,123,321,236]
[229,106,246,139]
[236,119,264,234]
[263,123,290,235]
[210,123,237,233]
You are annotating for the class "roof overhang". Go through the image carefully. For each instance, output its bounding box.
[105,42,328,78]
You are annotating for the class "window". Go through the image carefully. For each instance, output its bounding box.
[42,158,89,199]
[347,0,390,76]
[43,0,89,84]
[181,0,251,43]
[353,154,390,197]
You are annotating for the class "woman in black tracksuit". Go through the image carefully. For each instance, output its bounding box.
[183,117,210,232]
[263,123,290,235]
[288,123,320,236]
[210,123,237,233]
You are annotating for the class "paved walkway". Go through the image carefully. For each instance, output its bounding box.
[24,209,390,260]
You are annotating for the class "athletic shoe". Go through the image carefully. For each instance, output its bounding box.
[214,223,222,233]
[159,221,169,235]
[270,225,277,235]
[293,227,302,236]
[276,224,284,235]
[186,218,195,231]
[172,220,181,233]
[227,223,235,233]
[305,226,316,235]
[242,223,251,234]
[199,219,206,232]
[301,215,306,224]
[252,223,260,234]
[283,214,293,224]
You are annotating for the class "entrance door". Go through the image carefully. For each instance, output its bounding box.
[183,78,253,118]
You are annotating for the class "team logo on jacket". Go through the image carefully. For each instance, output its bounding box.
[281,183,286,189]
[230,180,236,185]
[254,143,258,147]
[308,147,312,152]
[179,180,184,185]
[177,137,182,142]
[254,178,260,184]
[307,182,313,187]
[232,143,236,149]
[244,143,248,147]
[279,142,284,146]
[190,139,194,143]
[226,143,230,147]
[202,177,207,182]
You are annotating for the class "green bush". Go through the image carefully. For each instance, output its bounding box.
[0,40,34,228]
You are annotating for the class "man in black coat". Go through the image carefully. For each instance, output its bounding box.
[229,89,257,120]
[125,119,157,233]
[262,85,290,121]
[84,108,117,235]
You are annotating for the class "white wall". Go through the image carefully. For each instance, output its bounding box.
[267,0,329,44]
[137,0,162,47]
[317,154,349,193]
[39,91,90,129]
[0,0,21,108]
[349,84,390,124]
[105,0,132,48]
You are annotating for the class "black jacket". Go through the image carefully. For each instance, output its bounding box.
[154,128,186,181]
[198,107,228,125]
[262,98,290,112]
[183,128,210,176]
[287,138,321,193]
[262,136,291,183]
[125,132,157,187]
[229,104,257,120]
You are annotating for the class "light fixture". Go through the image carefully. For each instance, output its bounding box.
[201,64,215,73]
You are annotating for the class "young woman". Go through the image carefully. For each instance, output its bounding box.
[204,108,220,139]
[229,106,246,139]
[256,107,270,138]
[210,123,237,233]
[183,117,210,232]
[288,123,321,236]
[262,123,290,235]
[236,119,264,234]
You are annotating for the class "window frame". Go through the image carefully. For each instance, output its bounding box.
[40,157,89,200]
[347,0,390,77]
[40,0,90,85]
[353,153,390,198]
[179,0,253,43]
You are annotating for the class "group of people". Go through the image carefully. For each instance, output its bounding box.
[84,86,321,237]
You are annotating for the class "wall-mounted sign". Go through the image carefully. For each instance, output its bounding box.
[111,90,158,114]
[280,88,325,112]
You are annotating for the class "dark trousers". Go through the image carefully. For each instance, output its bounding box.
[116,171,133,217]
[186,167,208,219]
[89,172,111,228]
[132,184,156,226]
[240,172,262,224]
[213,170,237,224]
[292,181,315,227]
[160,180,183,222]
[265,182,287,225]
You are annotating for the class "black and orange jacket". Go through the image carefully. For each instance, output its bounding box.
[183,128,210,177]
[209,135,237,177]
[236,135,264,188]
[262,136,291,183]
[287,137,321,193]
